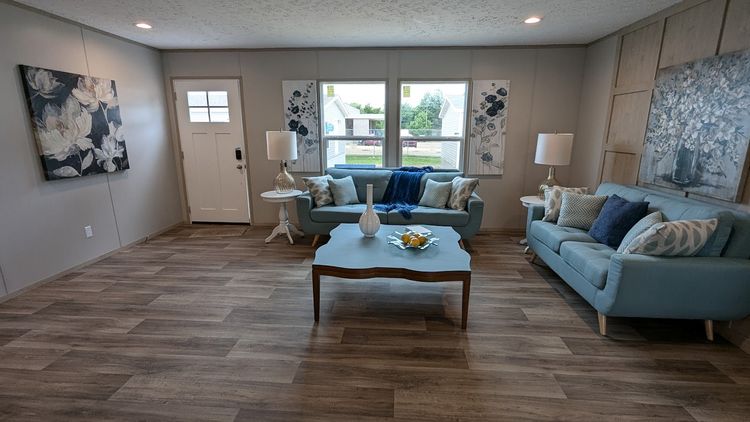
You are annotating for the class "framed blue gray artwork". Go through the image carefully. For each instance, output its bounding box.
[19,65,129,180]
[639,49,750,202]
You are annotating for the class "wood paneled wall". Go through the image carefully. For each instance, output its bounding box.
[597,0,750,200]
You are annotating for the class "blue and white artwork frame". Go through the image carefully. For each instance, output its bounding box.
[282,80,320,172]
[468,80,509,176]
[19,65,129,180]
[640,49,750,202]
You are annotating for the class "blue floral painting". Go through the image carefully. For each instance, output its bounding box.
[19,65,128,180]
[282,80,320,172]
[468,80,510,175]
[640,49,750,202]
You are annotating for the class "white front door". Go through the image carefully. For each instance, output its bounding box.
[173,79,250,223]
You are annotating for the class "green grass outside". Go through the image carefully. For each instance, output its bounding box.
[345,155,442,167]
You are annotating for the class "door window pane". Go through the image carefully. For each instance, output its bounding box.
[188,107,210,122]
[208,91,228,106]
[209,107,230,122]
[326,139,383,168]
[187,91,208,106]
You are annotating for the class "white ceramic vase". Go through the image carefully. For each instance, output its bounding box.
[359,184,380,237]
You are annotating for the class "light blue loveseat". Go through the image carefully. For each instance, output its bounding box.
[296,168,484,242]
[527,182,750,339]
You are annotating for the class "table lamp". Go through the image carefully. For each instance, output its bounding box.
[534,133,573,198]
[266,131,298,193]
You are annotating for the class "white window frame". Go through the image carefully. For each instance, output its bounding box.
[186,90,230,123]
[398,80,470,169]
[319,80,388,168]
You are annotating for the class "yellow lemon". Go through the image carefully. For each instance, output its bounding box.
[408,237,421,248]
[401,233,412,243]
[419,236,428,246]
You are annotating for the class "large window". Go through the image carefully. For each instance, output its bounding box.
[320,82,386,168]
[399,81,468,169]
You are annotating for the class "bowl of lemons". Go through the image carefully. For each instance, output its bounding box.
[387,229,439,250]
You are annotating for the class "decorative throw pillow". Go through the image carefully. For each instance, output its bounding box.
[302,175,333,207]
[542,186,589,222]
[448,177,479,210]
[419,179,452,208]
[556,192,608,230]
[617,211,663,253]
[328,176,360,206]
[588,195,649,247]
[622,218,718,256]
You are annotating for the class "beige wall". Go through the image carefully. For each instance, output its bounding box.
[162,47,586,230]
[0,2,182,295]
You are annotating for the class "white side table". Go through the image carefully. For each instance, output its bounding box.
[520,195,544,250]
[260,190,304,244]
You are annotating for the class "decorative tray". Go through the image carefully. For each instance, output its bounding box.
[387,229,439,250]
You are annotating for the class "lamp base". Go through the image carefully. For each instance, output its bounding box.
[274,161,295,193]
[537,166,560,199]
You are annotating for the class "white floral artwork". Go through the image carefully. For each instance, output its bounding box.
[282,80,320,172]
[468,80,510,176]
[20,65,129,180]
[640,49,750,202]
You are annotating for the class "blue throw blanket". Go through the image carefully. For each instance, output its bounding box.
[375,166,433,219]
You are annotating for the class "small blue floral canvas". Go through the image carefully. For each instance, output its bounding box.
[640,49,750,202]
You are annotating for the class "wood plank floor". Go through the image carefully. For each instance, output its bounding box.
[0,224,748,421]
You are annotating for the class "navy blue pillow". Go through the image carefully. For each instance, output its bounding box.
[588,194,649,248]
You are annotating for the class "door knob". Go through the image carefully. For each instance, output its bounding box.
[236,164,243,170]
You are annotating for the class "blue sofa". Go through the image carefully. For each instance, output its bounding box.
[296,168,484,242]
[527,182,750,339]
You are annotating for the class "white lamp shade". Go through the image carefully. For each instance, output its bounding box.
[266,131,298,161]
[534,133,574,166]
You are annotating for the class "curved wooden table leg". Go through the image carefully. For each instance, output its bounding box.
[462,274,471,330]
[312,268,320,322]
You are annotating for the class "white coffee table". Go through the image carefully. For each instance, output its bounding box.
[260,190,304,244]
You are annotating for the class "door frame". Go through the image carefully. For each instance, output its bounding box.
[170,76,255,224]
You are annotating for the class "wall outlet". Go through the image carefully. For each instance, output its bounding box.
[84,225,93,238]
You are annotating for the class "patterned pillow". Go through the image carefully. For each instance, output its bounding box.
[617,211,663,253]
[448,177,479,210]
[622,219,718,256]
[302,175,333,207]
[328,176,360,206]
[419,179,452,208]
[542,186,589,222]
[556,192,608,230]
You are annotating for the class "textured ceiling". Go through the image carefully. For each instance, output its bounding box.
[16,0,679,49]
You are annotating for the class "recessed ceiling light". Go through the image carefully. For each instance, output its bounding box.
[134,22,152,29]
[524,16,542,24]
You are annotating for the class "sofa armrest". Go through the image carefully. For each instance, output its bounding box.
[460,193,484,239]
[526,204,544,236]
[595,254,750,320]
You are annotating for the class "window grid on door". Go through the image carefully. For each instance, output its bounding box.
[187,90,230,123]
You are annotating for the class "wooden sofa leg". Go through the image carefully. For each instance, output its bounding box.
[311,234,320,248]
[704,320,714,341]
[529,250,538,264]
[459,239,465,249]
[597,313,607,336]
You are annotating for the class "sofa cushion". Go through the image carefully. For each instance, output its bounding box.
[328,176,360,206]
[542,186,589,222]
[595,182,650,202]
[622,219,718,257]
[310,204,387,224]
[645,194,735,257]
[302,175,333,207]
[560,242,616,289]
[589,194,649,247]
[557,192,608,230]
[419,179,452,208]
[387,206,470,226]
[617,211,663,253]
[418,171,463,198]
[529,221,597,253]
[325,168,392,203]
